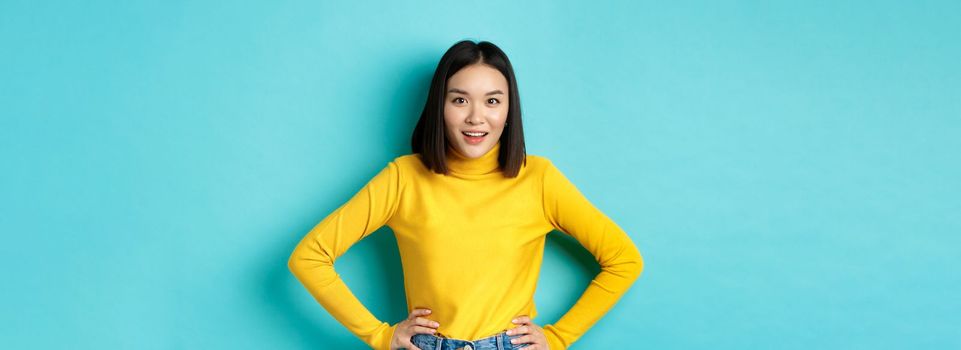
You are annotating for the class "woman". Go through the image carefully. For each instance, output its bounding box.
[288,40,644,350]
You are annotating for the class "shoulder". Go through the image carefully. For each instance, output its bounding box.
[524,153,558,172]
[525,154,577,188]
[392,153,420,165]
[386,153,429,180]
[391,153,424,171]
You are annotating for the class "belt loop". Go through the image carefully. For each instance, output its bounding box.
[434,335,443,350]
[496,332,504,350]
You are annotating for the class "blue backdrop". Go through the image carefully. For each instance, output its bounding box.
[2,1,959,349]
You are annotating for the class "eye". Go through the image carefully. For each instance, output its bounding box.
[452,97,466,104]
[488,98,500,105]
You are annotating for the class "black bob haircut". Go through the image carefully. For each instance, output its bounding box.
[411,40,527,178]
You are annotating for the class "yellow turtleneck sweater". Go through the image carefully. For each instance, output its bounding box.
[288,141,644,349]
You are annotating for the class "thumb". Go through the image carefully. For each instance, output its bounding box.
[396,330,423,350]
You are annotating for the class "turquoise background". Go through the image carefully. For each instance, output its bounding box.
[2,1,959,349]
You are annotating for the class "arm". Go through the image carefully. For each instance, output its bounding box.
[540,159,644,349]
[287,160,404,350]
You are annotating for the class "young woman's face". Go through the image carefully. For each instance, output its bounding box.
[444,63,509,159]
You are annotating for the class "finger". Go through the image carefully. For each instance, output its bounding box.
[506,325,529,336]
[411,325,438,334]
[512,315,531,325]
[510,334,533,345]
[414,317,440,328]
[408,308,432,319]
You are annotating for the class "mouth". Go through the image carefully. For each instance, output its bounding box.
[461,131,489,144]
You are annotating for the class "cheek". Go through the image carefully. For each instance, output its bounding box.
[444,104,463,121]
[485,105,507,121]
[495,107,509,128]
[443,106,462,135]
[491,120,508,137]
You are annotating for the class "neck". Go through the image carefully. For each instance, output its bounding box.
[446,141,502,175]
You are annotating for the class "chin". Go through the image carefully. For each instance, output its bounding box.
[462,144,487,156]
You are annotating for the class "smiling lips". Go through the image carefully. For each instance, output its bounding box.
[462,130,488,145]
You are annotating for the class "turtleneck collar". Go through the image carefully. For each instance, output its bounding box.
[446,141,501,175]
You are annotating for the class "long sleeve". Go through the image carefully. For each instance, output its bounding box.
[539,159,644,349]
[287,160,404,350]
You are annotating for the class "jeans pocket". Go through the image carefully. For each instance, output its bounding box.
[410,333,434,349]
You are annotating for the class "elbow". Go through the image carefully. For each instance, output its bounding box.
[287,250,304,278]
[287,242,337,284]
[600,243,644,285]
[631,248,644,280]
[287,243,315,279]
[622,243,644,282]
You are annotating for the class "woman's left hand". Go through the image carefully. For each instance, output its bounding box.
[506,315,549,349]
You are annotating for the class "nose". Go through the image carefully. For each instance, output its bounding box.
[466,113,483,125]
[466,103,485,125]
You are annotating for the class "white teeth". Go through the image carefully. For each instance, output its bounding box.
[463,131,488,137]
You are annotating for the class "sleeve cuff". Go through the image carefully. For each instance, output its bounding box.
[542,324,567,350]
[371,322,397,350]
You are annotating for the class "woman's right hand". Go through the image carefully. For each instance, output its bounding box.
[390,308,441,350]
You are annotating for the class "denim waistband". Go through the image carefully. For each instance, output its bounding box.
[410,330,527,350]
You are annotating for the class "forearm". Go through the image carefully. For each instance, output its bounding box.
[289,244,396,350]
[543,246,643,349]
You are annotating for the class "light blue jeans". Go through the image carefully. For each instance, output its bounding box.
[410,330,529,350]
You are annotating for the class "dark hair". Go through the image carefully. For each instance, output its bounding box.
[411,40,527,178]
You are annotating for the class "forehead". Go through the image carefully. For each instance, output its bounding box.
[447,64,508,92]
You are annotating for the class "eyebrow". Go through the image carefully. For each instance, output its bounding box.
[447,88,504,96]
